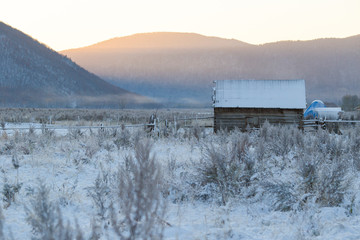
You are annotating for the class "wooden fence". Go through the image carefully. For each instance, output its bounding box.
[0,115,215,132]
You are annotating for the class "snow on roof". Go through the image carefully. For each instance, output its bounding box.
[214,79,306,109]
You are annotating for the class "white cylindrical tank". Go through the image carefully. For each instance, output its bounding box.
[314,107,343,120]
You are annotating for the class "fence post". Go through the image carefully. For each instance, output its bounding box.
[174,116,177,133]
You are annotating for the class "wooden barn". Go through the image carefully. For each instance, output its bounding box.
[213,80,306,131]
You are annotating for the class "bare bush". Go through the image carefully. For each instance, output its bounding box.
[2,178,22,208]
[199,143,240,205]
[87,171,111,221]
[349,127,360,170]
[254,137,266,170]
[297,148,350,207]
[25,182,80,240]
[198,133,254,205]
[58,179,78,207]
[0,207,4,239]
[68,128,84,140]
[84,137,100,159]
[89,218,101,240]
[297,154,318,195]
[96,128,113,148]
[111,140,166,240]
[316,161,350,207]
[259,120,271,141]
[262,181,297,212]
[191,125,205,141]
[325,136,345,161]
[40,124,55,141]
[270,125,293,157]
[231,135,254,188]
[114,128,132,149]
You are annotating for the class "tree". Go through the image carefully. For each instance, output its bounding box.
[341,95,359,111]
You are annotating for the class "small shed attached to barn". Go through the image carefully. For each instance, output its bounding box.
[213,79,306,131]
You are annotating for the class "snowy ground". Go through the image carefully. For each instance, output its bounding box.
[1,121,360,239]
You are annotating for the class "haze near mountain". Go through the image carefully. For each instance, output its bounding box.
[0,22,151,108]
[62,32,360,107]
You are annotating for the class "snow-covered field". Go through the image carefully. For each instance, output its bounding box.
[1,118,360,239]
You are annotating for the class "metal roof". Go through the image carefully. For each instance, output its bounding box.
[213,79,306,109]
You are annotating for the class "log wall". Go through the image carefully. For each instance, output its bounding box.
[214,108,303,132]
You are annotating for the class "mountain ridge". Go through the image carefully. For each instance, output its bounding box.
[62,32,360,107]
[64,32,252,51]
[0,22,153,108]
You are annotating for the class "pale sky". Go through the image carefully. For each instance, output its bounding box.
[1,0,359,51]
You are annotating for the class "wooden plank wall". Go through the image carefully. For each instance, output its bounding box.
[214,108,303,132]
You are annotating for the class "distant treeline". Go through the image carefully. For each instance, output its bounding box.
[342,94,360,111]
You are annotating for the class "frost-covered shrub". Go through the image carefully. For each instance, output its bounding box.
[297,154,318,195]
[87,172,111,220]
[40,124,55,142]
[0,208,4,239]
[316,161,350,207]
[270,125,294,157]
[114,128,132,149]
[84,136,100,159]
[162,156,199,204]
[309,130,351,206]
[259,120,271,141]
[68,128,83,140]
[6,130,38,155]
[2,180,22,208]
[349,127,360,170]
[232,136,254,188]
[254,137,267,172]
[132,129,147,146]
[261,181,297,212]
[255,124,353,211]
[291,126,305,150]
[58,179,78,207]
[191,125,205,141]
[111,140,166,240]
[0,120,5,130]
[297,150,350,207]
[198,134,254,205]
[22,140,36,155]
[96,128,113,148]
[314,129,331,155]
[199,143,241,205]
[295,197,321,238]
[325,136,345,160]
[25,182,81,240]
[103,140,115,152]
